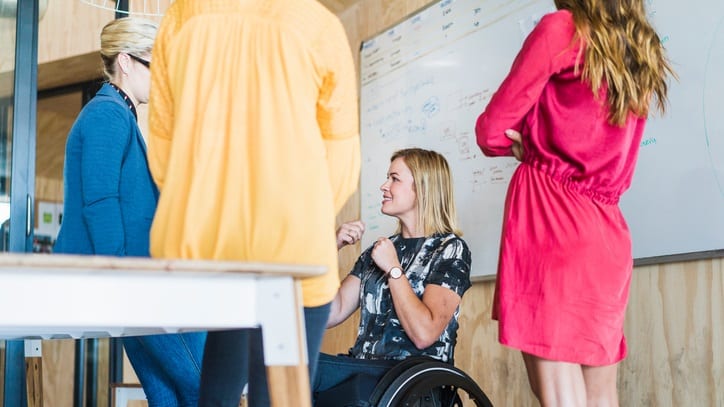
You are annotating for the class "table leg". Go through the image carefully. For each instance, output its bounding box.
[261,279,311,407]
[267,365,311,407]
[24,340,43,407]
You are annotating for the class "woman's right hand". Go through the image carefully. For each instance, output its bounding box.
[336,220,365,249]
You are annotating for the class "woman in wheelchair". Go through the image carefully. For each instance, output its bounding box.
[314,148,473,405]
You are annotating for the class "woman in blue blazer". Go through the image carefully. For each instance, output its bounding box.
[54,17,205,407]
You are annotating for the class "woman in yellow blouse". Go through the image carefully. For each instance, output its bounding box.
[147,0,360,405]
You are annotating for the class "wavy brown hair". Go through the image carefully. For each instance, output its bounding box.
[391,148,461,237]
[554,0,675,125]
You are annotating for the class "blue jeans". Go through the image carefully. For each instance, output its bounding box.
[123,332,206,407]
[313,353,398,395]
[198,303,331,407]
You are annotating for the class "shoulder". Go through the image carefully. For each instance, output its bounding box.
[429,234,472,263]
[74,93,134,143]
[538,9,574,30]
[431,233,470,252]
[156,1,183,40]
[78,101,132,135]
[424,235,472,292]
[88,87,132,118]
[519,9,579,67]
[533,9,576,43]
[83,87,130,119]
[291,0,349,54]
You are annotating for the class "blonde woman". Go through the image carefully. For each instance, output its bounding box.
[54,18,204,407]
[314,148,472,404]
[475,0,674,405]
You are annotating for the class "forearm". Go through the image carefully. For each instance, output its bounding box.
[388,278,441,349]
[326,275,361,328]
[326,294,348,328]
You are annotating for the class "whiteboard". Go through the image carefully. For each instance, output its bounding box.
[359,0,724,278]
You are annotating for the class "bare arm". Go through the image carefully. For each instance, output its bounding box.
[371,238,462,350]
[327,274,362,328]
[390,281,460,350]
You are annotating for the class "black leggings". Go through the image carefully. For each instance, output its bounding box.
[198,329,268,406]
[198,303,331,407]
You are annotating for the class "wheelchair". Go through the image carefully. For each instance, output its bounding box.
[316,356,494,407]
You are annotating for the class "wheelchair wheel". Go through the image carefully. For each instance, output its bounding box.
[370,361,493,407]
[369,355,434,401]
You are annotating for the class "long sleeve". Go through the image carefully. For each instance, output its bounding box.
[316,19,361,213]
[80,103,129,255]
[148,10,176,190]
[475,10,579,156]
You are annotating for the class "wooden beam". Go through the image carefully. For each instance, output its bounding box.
[0,51,102,99]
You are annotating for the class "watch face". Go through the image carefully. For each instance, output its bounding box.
[389,267,403,279]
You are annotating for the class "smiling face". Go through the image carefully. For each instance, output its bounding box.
[380,157,418,227]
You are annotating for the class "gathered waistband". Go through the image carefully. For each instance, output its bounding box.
[522,160,622,205]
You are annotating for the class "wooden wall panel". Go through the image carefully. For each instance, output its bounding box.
[37,1,114,64]
[35,176,63,203]
[41,340,74,407]
[622,260,724,407]
[324,1,724,406]
[37,1,167,65]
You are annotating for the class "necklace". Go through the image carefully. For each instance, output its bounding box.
[107,82,138,120]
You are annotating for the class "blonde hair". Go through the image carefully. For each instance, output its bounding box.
[99,17,158,81]
[554,0,675,125]
[390,148,460,237]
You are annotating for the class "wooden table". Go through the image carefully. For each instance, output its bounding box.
[0,253,324,407]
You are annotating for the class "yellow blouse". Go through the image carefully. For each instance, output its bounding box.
[148,0,360,306]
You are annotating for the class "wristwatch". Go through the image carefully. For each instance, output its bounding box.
[388,266,403,279]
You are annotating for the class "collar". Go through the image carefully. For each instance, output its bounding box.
[107,82,137,120]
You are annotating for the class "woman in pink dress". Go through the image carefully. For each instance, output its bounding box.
[475,0,674,405]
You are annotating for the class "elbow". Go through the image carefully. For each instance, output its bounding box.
[326,309,346,329]
[475,113,513,157]
[410,333,438,350]
[477,142,504,157]
[477,138,510,158]
[326,295,348,329]
[326,310,340,329]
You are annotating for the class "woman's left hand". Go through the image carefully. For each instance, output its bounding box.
[371,237,400,275]
[505,129,524,161]
[336,220,365,249]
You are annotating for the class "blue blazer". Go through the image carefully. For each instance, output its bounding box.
[54,83,159,257]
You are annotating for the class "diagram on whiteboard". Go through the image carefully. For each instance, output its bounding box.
[360,0,724,275]
[360,0,555,278]
[621,0,724,260]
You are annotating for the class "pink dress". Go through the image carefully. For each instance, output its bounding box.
[476,10,646,365]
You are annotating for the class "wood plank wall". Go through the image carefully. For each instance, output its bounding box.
[324,1,724,407]
[5,0,722,406]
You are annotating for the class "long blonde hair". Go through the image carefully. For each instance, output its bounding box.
[554,0,675,125]
[99,17,158,81]
[391,148,461,237]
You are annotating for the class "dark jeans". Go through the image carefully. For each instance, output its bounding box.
[198,303,331,407]
[313,353,398,395]
[123,332,206,407]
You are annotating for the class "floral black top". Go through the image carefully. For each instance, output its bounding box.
[348,233,472,363]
